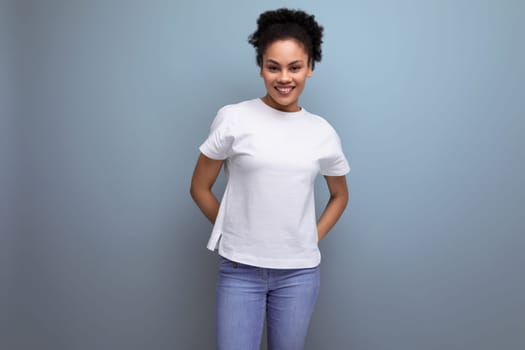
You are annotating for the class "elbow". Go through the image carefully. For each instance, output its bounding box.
[340,192,349,209]
[343,188,349,204]
[189,183,199,201]
[332,190,349,209]
[190,183,210,203]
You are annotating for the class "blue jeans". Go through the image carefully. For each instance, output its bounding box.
[216,256,321,350]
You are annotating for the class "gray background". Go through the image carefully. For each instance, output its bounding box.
[2,0,524,349]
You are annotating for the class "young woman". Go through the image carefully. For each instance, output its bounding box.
[190,8,350,350]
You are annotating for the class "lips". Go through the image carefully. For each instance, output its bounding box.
[275,86,295,95]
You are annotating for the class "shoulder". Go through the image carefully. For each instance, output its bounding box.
[302,109,338,136]
[207,99,257,134]
[217,98,259,115]
[210,99,250,127]
[212,99,261,128]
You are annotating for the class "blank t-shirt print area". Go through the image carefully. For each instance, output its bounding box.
[200,98,350,269]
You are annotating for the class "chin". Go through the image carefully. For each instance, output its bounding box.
[272,95,296,107]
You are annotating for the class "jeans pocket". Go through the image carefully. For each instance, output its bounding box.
[219,257,259,273]
[219,256,239,269]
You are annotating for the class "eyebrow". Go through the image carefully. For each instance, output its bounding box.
[265,59,305,66]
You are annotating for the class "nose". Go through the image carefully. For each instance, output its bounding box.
[278,69,292,83]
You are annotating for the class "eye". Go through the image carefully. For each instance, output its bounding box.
[267,66,279,72]
[290,66,302,72]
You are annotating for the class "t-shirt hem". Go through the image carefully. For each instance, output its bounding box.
[199,144,228,160]
[206,231,222,251]
[320,166,351,176]
[217,247,321,269]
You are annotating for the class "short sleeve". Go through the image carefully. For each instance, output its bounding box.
[319,130,351,176]
[199,107,234,160]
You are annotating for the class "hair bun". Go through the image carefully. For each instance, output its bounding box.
[248,8,324,69]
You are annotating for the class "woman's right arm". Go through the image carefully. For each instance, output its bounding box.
[190,153,225,224]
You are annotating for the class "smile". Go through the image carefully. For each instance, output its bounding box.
[275,86,295,95]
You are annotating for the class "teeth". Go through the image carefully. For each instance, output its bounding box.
[277,87,293,94]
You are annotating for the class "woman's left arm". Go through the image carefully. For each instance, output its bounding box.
[317,175,349,241]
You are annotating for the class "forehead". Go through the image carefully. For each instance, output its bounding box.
[263,39,308,62]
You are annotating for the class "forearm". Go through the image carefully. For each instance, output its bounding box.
[317,193,348,241]
[190,153,224,224]
[190,188,220,224]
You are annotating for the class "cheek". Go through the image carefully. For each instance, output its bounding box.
[261,73,273,83]
[296,76,307,85]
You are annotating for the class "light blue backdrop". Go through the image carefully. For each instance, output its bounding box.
[1,0,18,343]
[3,0,524,349]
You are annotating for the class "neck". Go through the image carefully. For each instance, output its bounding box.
[261,95,301,112]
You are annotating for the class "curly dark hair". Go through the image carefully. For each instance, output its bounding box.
[248,8,324,70]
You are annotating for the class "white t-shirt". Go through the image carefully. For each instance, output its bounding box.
[199,98,350,268]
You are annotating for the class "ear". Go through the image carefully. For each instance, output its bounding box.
[307,64,313,77]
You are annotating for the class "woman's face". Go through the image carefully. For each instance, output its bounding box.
[260,39,313,112]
